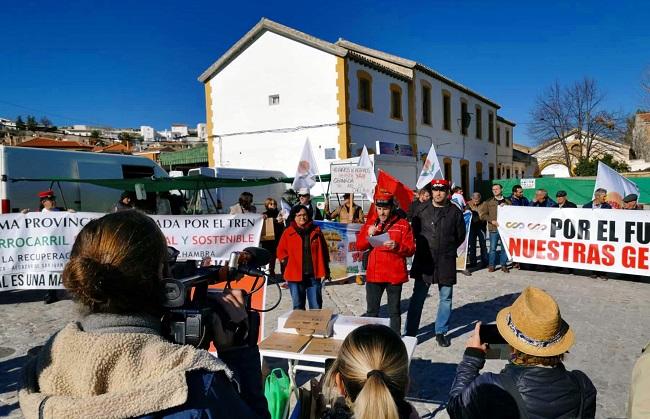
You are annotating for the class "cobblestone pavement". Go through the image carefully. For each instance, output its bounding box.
[1,269,648,418]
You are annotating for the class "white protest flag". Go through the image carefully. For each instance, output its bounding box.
[416,144,444,189]
[292,139,320,191]
[594,161,640,208]
[357,145,377,201]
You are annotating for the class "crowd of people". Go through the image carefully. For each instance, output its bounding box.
[16,181,649,418]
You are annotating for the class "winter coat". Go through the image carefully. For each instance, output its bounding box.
[467,200,486,232]
[288,202,323,222]
[558,200,578,209]
[628,342,650,418]
[276,222,329,282]
[530,198,558,208]
[327,203,364,224]
[19,313,269,419]
[583,201,612,209]
[509,195,530,207]
[480,196,511,232]
[260,208,285,253]
[229,203,257,214]
[356,215,415,285]
[410,202,466,286]
[447,348,597,419]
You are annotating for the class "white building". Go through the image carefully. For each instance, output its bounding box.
[171,124,189,138]
[197,123,207,142]
[0,118,16,129]
[141,125,156,142]
[199,18,515,192]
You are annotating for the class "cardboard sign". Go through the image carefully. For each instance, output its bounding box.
[261,218,275,241]
[330,166,374,194]
[259,332,312,353]
[303,338,343,356]
[284,309,335,337]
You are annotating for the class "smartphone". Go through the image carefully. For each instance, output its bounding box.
[478,323,510,360]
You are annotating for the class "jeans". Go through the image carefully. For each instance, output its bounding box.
[405,280,454,336]
[365,282,403,334]
[488,230,508,268]
[468,227,488,266]
[287,277,322,310]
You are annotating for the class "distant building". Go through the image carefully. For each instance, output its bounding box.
[16,137,94,151]
[512,144,539,178]
[197,123,207,141]
[199,18,516,192]
[632,112,650,161]
[496,116,515,179]
[0,118,16,129]
[171,124,189,138]
[141,125,156,142]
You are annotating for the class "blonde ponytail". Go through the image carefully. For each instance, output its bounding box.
[353,372,399,419]
[323,325,409,419]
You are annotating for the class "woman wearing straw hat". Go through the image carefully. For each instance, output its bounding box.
[447,287,597,418]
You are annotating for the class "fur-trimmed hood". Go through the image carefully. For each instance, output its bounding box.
[19,314,232,419]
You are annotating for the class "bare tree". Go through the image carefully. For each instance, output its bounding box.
[529,77,623,176]
[642,67,650,107]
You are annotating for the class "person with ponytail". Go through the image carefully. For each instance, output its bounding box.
[321,324,419,419]
[19,210,270,419]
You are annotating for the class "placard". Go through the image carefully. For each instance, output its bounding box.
[330,165,374,194]
[520,178,536,189]
[315,221,365,279]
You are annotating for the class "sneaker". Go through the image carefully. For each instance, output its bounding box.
[461,269,472,277]
[501,266,510,273]
[487,266,495,272]
[435,334,451,347]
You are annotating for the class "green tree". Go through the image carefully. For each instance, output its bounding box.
[15,116,26,131]
[573,153,631,176]
[40,116,52,129]
[26,115,37,131]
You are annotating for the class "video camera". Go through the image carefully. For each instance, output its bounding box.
[161,246,273,349]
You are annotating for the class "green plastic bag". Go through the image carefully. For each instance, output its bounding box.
[265,368,291,419]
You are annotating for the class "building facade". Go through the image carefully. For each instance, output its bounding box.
[199,18,515,191]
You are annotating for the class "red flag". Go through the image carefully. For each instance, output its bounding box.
[365,170,415,225]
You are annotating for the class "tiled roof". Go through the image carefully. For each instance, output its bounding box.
[17,137,94,149]
[92,143,131,153]
[637,112,650,123]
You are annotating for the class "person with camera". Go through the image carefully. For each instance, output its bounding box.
[357,189,415,334]
[446,286,596,419]
[19,211,270,419]
[276,205,330,309]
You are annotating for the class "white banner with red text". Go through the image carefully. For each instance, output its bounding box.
[498,206,650,276]
[0,212,263,290]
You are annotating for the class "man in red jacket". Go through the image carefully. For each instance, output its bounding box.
[357,190,416,333]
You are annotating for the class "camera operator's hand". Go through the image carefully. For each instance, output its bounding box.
[209,289,248,351]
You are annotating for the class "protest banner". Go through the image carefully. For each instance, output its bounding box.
[498,206,650,276]
[315,221,365,280]
[0,212,263,291]
[456,210,472,271]
[330,165,374,195]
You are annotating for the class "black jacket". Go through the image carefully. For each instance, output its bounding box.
[447,349,597,419]
[558,200,577,209]
[410,202,466,286]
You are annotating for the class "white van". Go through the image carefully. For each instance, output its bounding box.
[0,145,168,213]
[187,167,287,213]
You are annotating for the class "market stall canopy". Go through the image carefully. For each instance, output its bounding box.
[9,174,332,193]
[159,145,209,167]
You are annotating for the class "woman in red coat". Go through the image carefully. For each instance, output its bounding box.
[276,205,330,309]
[357,190,415,333]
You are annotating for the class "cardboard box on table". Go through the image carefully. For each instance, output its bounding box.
[260,309,337,355]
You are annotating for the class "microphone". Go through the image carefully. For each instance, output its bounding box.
[237,265,267,277]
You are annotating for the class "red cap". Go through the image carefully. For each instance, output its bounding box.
[430,179,450,188]
[374,189,394,207]
[38,190,56,199]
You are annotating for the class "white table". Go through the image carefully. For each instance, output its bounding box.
[260,314,418,399]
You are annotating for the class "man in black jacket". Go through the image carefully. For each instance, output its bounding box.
[447,287,597,419]
[556,190,577,208]
[404,179,466,347]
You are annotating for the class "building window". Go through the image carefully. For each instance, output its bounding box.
[442,91,451,131]
[506,168,511,178]
[357,70,373,112]
[421,82,432,125]
[505,129,510,147]
[460,160,470,194]
[489,164,495,180]
[390,84,403,120]
[475,106,482,139]
[497,126,501,145]
[443,158,453,182]
[460,100,469,136]
[324,148,336,159]
[488,112,495,143]
[268,94,280,106]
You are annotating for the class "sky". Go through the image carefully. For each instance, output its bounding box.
[1,0,648,146]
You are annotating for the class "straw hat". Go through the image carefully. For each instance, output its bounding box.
[496,286,574,357]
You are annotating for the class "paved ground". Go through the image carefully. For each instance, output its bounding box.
[1,269,648,418]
